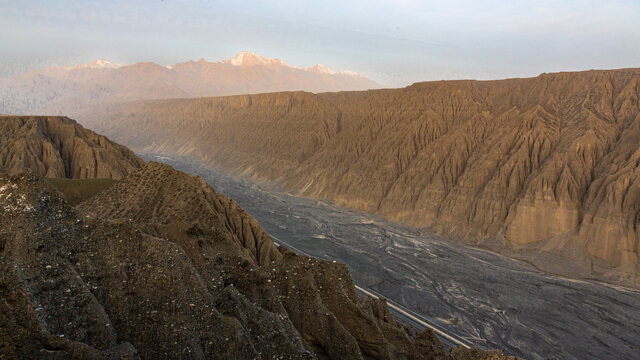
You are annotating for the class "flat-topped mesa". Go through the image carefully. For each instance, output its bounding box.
[80,68,640,286]
[0,116,144,179]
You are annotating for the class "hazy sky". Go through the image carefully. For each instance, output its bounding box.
[1,0,639,86]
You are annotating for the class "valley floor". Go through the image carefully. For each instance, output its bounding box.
[147,154,640,360]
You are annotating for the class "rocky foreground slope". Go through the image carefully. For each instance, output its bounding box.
[0,169,513,360]
[0,116,143,179]
[0,118,511,359]
[80,68,640,286]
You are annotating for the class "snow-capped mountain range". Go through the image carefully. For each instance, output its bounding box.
[0,51,380,116]
[57,59,125,70]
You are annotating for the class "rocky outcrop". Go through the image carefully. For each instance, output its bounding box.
[78,161,282,266]
[0,171,512,360]
[79,69,640,286]
[0,116,143,179]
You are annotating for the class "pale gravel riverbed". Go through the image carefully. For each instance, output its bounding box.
[146,153,640,360]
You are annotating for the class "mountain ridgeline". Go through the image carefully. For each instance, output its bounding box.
[0,52,380,117]
[80,68,640,286]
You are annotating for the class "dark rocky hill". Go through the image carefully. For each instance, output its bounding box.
[79,68,640,287]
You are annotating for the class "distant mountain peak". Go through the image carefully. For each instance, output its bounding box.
[225,52,363,77]
[65,59,124,70]
[338,70,361,77]
[227,51,286,67]
[85,59,123,69]
[308,64,335,75]
[0,53,381,115]
[306,64,362,77]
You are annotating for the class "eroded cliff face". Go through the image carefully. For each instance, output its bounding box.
[0,170,510,359]
[78,69,640,285]
[0,116,144,179]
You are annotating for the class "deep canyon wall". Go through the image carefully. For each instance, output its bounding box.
[79,69,640,284]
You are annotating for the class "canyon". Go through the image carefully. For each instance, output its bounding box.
[77,68,640,287]
[155,153,640,360]
[0,116,509,359]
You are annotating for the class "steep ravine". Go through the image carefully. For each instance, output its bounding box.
[79,69,640,287]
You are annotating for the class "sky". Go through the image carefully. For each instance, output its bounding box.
[1,0,639,86]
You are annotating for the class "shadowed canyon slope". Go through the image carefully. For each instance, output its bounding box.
[0,116,144,179]
[0,52,380,116]
[0,119,511,359]
[81,68,640,286]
